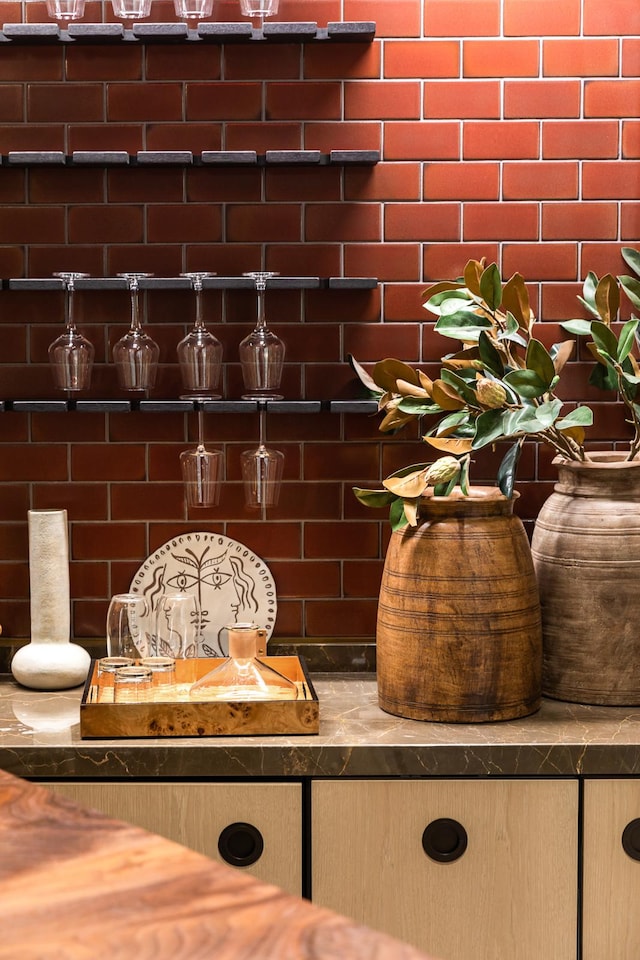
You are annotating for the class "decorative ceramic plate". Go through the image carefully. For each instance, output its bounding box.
[129,532,277,657]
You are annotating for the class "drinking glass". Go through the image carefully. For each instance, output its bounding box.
[242,407,284,512]
[177,272,223,399]
[111,0,152,19]
[48,272,94,396]
[180,405,224,508]
[113,273,160,393]
[140,656,177,700]
[46,0,85,19]
[173,0,213,19]
[106,593,150,660]
[113,665,153,703]
[239,0,279,27]
[97,656,135,703]
[153,592,200,660]
[239,271,285,400]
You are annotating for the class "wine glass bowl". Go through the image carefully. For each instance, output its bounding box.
[239,0,279,26]
[239,271,285,401]
[48,272,95,396]
[46,0,86,19]
[173,0,213,19]
[113,273,160,394]
[242,442,285,509]
[180,445,224,508]
[111,0,153,19]
[177,272,223,399]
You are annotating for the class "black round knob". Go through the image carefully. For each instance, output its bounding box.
[422,818,468,863]
[622,818,640,861]
[218,822,264,867]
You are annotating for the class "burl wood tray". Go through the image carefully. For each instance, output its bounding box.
[80,656,319,739]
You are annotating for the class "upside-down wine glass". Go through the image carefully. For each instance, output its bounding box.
[241,404,284,519]
[239,271,285,401]
[180,404,224,508]
[113,273,160,394]
[177,272,223,400]
[48,272,95,396]
[173,0,213,19]
[46,0,86,20]
[238,0,279,29]
[110,0,153,20]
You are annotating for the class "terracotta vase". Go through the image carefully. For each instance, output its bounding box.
[531,452,640,705]
[376,488,542,723]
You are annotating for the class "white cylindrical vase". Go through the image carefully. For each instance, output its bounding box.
[11,509,91,690]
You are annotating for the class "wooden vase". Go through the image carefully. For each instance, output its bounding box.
[376,489,542,723]
[531,452,640,705]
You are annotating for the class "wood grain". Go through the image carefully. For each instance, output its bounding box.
[0,769,439,960]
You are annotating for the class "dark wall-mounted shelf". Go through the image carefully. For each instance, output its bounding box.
[1,149,380,168]
[0,399,376,413]
[5,276,378,291]
[0,20,375,44]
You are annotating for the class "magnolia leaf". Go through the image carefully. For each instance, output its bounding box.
[589,361,618,392]
[561,318,593,337]
[504,406,546,435]
[502,273,532,331]
[433,475,459,497]
[480,262,502,311]
[595,273,620,325]
[418,369,434,392]
[526,338,556,387]
[383,468,429,498]
[617,318,639,364]
[498,313,528,348]
[373,358,419,393]
[459,455,470,496]
[442,357,482,370]
[591,320,619,362]
[397,397,441,415]
[559,425,585,445]
[440,368,479,406]
[463,259,484,296]
[403,498,419,527]
[556,406,593,429]
[395,378,431,399]
[503,368,548,399]
[472,408,509,448]
[422,281,465,314]
[431,379,466,410]
[352,487,396,509]
[386,461,432,480]
[497,441,522,498]
[619,275,640,312]
[535,398,563,427]
[389,496,409,532]
[579,271,600,318]
[379,406,418,433]
[434,409,470,433]
[423,436,474,455]
[477,329,505,377]
[622,247,640,278]
[551,339,575,374]
[348,355,382,395]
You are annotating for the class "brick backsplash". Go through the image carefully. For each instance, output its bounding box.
[0,0,637,645]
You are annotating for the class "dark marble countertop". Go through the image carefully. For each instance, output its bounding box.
[1,673,640,780]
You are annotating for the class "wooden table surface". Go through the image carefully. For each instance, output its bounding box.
[0,768,440,960]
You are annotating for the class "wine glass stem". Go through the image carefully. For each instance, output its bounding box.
[65,278,76,333]
[130,281,141,332]
[256,282,267,331]
[197,407,205,448]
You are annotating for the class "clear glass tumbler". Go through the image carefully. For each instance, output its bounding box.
[153,592,200,660]
[113,665,153,703]
[106,593,150,660]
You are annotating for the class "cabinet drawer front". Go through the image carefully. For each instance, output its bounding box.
[583,779,640,960]
[312,778,577,960]
[43,781,302,896]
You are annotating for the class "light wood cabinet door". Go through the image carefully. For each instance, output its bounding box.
[583,779,640,960]
[312,778,578,960]
[43,781,302,896]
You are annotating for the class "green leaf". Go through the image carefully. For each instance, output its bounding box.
[434,410,470,433]
[534,398,563,427]
[440,368,479,406]
[389,497,409,532]
[435,311,493,341]
[588,362,618,392]
[503,368,549,399]
[525,338,556,387]
[591,320,620,362]
[472,408,509,448]
[352,487,396,509]
[556,407,593,429]
[477,330,505,377]
[424,288,472,316]
[433,475,459,497]
[459,455,470,496]
[497,442,522,498]
[579,271,600,318]
[397,398,441,416]
[619,276,640,313]
[479,262,502,310]
[507,406,548,435]
[618,318,639,363]
[561,319,593,337]
[622,247,640,279]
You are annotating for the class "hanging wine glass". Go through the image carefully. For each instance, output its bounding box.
[110,0,153,20]
[238,0,279,28]
[239,271,285,401]
[177,272,223,400]
[48,272,95,396]
[46,0,86,19]
[180,405,224,508]
[241,405,284,517]
[113,273,160,394]
[173,0,213,19]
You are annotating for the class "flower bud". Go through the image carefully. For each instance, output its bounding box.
[476,378,507,409]
[426,456,460,486]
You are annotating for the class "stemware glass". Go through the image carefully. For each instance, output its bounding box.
[110,0,153,19]
[113,273,160,394]
[177,272,223,399]
[173,0,213,19]
[241,405,284,516]
[180,405,224,508]
[48,272,95,396]
[46,0,86,19]
[239,271,285,401]
[238,0,279,28]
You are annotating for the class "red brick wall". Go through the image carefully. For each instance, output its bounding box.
[0,0,638,642]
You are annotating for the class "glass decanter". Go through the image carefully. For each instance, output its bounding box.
[177,272,223,399]
[113,272,160,393]
[189,622,297,701]
[48,272,95,395]
[239,271,285,400]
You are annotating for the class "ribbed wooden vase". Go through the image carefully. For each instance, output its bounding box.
[531,452,640,705]
[376,489,542,723]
